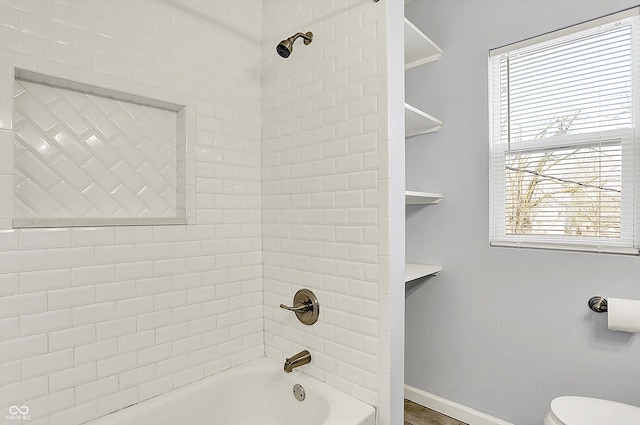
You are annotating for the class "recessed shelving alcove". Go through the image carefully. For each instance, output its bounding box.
[404,17,443,284]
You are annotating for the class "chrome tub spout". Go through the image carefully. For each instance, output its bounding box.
[284,350,311,373]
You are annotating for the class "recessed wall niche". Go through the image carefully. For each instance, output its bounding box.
[12,70,187,227]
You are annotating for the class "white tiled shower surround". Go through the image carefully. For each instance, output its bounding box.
[0,1,402,425]
[262,0,381,407]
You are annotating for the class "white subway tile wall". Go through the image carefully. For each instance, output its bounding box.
[0,0,263,423]
[0,1,395,424]
[262,1,389,423]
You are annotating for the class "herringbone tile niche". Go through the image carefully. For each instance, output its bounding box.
[13,78,182,225]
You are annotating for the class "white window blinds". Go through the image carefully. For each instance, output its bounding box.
[489,8,640,254]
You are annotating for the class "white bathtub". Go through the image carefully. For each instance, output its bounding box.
[86,357,375,425]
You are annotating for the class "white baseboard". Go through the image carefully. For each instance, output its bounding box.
[404,385,514,425]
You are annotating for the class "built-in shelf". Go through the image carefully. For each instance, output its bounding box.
[405,191,443,205]
[405,263,442,282]
[404,18,443,70]
[403,13,443,287]
[405,103,442,138]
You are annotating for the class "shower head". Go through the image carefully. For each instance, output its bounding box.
[276,31,313,58]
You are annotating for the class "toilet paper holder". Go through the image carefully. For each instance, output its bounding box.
[588,296,608,313]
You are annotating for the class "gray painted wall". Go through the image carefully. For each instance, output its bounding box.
[404,1,640,424]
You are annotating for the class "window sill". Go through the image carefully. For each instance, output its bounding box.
[490,239,640,255]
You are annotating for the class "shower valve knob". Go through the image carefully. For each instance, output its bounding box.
[279,302,312,313]
[279,289,319,325]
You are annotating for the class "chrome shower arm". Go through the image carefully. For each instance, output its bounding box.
[290,32,312,44]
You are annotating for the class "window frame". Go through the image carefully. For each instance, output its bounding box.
[488,7,640,255]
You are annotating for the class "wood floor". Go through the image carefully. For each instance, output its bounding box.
[404,399,468,425]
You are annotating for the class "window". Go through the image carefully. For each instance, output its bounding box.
[489,7,640,254]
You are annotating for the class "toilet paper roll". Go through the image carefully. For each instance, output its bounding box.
[607,297,640,333]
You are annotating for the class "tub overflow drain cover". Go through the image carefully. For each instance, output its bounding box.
[293,384,305,401]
